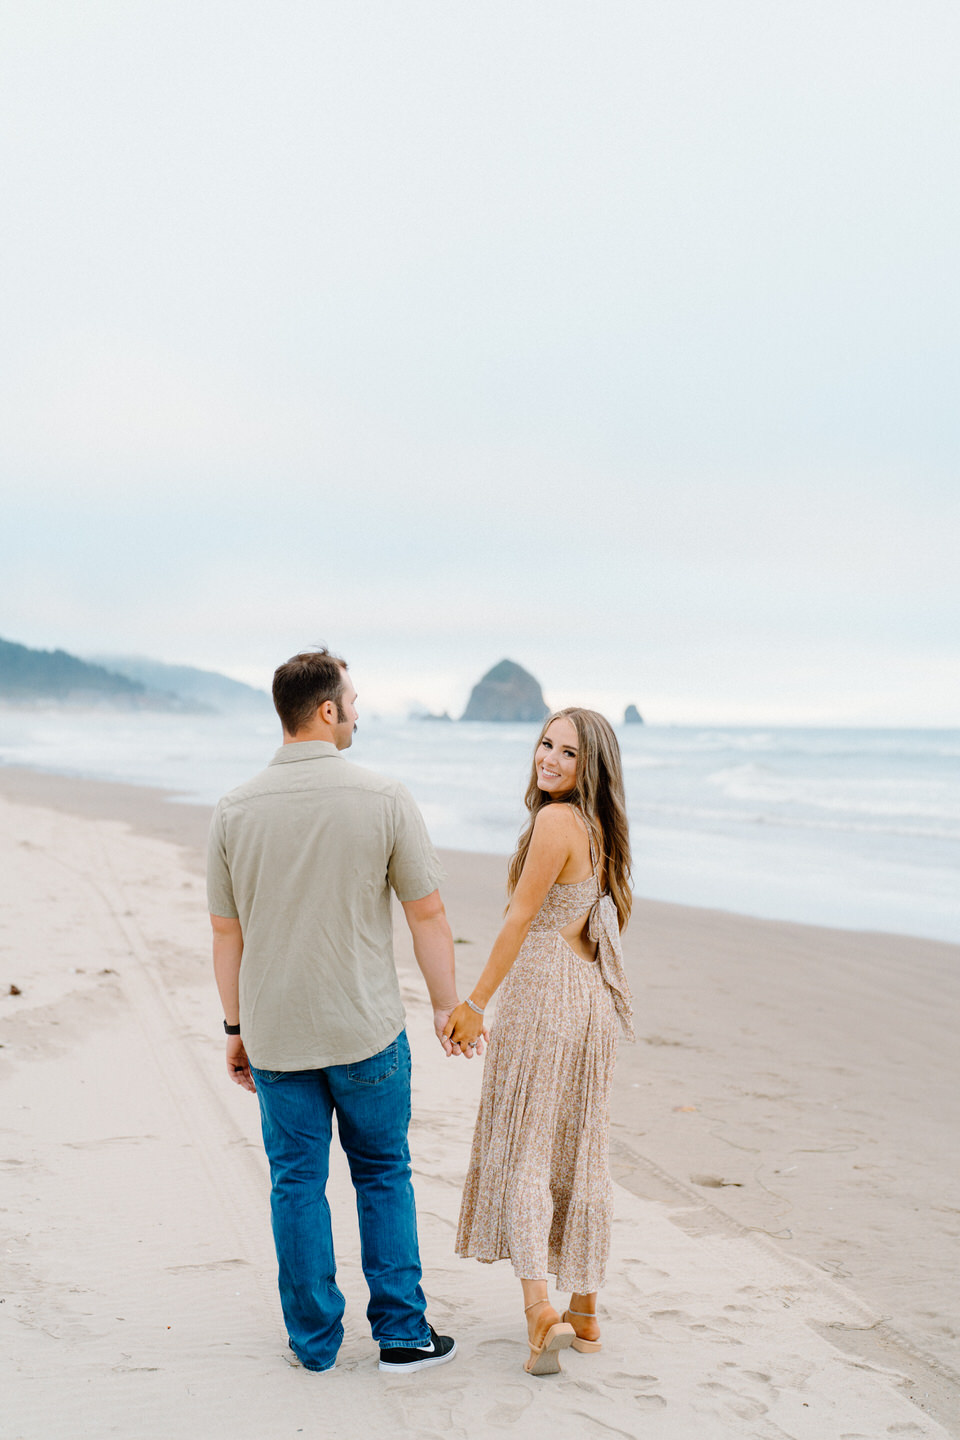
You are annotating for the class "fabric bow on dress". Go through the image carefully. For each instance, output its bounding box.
[588,893,635,1041]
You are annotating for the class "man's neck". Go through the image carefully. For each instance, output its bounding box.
[282,727,341,748]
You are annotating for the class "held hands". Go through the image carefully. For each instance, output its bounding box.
[442,1001,486,1058]
[434,1004,485,1057]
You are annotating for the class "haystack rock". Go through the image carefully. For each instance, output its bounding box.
[624,704,643,724]
[461,660,549,723]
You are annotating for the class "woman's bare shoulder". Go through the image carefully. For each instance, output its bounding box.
[532,802,579,832]
[530,803,584,853]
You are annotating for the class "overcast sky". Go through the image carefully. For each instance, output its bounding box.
[2,1,958,723]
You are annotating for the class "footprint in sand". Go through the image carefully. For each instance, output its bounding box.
[566,1378,604,1397]
[480,1382,532,1427]
[697,1375,775,1422]
[688,1321,745,1344]
[568,1372,666,1415]
[385,1379,463,1440]
[726,1356,815,1392]
[477,1337,521,1357]
[651,1307,748,1346]
[594,1370,661,1392]
[621,1258,670,1283]
[726,1364,775,1393]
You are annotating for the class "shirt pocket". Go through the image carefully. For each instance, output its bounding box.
[346,1040,399,1086]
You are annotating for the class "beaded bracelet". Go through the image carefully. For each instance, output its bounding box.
[465,997,485,1016]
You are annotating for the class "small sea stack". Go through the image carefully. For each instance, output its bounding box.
[624,704,643,724]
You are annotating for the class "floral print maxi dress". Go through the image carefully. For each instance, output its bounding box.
[456,832,634,1293]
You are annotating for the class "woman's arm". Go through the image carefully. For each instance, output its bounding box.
[442,805,575,1049]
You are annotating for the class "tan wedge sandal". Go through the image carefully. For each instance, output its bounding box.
[562,1307,602,1353]
[523,1299,575,1375]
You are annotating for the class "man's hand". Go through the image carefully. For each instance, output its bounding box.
[434,1007,455,1056]
[226,1034,256,1092]
[211,913,250,1087]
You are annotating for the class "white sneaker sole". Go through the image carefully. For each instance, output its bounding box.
[378,1339,457,1372]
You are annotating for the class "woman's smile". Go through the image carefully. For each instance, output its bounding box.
[535,718,579,797]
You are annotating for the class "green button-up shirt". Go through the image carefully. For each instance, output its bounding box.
[207,741,442,1069]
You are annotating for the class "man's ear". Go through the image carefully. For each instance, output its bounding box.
[317,698,337,726]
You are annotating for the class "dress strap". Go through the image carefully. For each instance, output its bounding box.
[569,805,600,879]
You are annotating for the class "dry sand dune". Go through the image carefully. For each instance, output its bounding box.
[1,769,958,1439]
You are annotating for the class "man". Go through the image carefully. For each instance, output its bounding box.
[207,648,471,1373]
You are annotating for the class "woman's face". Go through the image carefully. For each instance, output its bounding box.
[535,717,579,799]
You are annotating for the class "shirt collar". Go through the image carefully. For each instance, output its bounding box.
[268,740,343,766]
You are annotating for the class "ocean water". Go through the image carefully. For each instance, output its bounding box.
[0,710,957,944]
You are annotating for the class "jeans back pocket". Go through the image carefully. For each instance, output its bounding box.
[346,1040,400,1086]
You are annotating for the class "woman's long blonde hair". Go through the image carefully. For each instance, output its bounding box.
[507,707,633,931]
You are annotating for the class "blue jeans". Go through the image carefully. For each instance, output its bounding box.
[251,1030,430,1371]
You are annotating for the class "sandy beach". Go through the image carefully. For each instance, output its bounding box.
[1,765,958,1440]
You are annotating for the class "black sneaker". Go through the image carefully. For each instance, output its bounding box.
[378,1324,457,1373]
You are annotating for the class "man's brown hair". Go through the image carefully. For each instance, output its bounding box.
[272,648,348,736]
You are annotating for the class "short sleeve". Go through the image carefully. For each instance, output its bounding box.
[206,804,239,919]
[386,784,444,902]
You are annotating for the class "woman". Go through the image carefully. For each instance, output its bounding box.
[444,708,634,1376]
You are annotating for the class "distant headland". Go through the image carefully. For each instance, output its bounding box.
[0,637,270,714]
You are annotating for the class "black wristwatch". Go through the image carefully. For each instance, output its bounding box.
[223,1020,241,1035]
